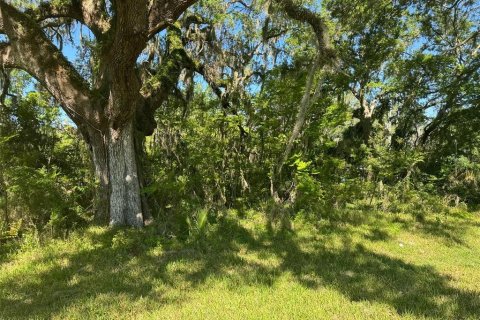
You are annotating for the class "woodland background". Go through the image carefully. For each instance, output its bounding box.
[1,0,479,238]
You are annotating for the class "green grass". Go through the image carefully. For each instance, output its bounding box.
[1,209,480,319]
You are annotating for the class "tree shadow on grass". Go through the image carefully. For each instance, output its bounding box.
[390,214,475,246]
[268,230,479,319]
[321,209,477,246]
[0,218,479,319]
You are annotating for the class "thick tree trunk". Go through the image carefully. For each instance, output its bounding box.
[87,128,110,224]
[107,121,144,227]
[87,120,145,227]
[1,0,201,228]
[133,130,154,223]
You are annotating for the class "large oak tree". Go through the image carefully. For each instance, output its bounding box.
[0,0,334,227]
[0,0,199,227]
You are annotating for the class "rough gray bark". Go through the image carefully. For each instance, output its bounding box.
[108,121,143,227]
[84,127,110,223]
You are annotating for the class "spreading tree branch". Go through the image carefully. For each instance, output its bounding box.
[0,1,100,129]
[148,0,199,38]
[275,0,335,62]
[25,0,110,38]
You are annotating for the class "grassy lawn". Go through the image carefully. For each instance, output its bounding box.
[1,210,479,319]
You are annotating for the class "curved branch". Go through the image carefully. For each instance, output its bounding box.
[275,0,335,61]
[26,1,80,21]
[148,0,199,38]
[77,0,111,36]
[26,0,110,38]
[0,2,101,129]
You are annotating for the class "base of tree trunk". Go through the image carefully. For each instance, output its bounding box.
[107,122,144,227]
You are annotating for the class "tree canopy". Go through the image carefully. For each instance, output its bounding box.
[0,0,479,234]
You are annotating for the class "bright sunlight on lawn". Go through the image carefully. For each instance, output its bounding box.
[1,210,479,320]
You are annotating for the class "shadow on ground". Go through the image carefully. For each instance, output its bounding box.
[0,216,478,319]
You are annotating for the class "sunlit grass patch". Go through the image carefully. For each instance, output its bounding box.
[1,210,479,319]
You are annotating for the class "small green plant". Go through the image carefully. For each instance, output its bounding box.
[186,209,210,246]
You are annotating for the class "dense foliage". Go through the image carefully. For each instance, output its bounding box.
[0,0,479,240]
